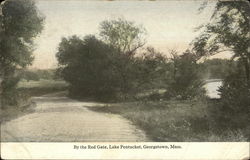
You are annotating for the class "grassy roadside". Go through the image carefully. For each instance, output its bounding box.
[0,80,68,123]
[0,101,36,124]
[88,99,248,141]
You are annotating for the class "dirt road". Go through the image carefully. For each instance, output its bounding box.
[1,96,149,142]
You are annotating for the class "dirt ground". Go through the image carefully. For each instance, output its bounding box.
[1,96,149,142]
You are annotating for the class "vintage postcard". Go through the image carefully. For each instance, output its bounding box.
[0,0,249,159]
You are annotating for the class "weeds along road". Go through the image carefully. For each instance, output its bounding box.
[1,95,149,142]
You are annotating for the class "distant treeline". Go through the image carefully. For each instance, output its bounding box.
[199,59,237,79]
[16,58,236,82]
[16,69,60,81]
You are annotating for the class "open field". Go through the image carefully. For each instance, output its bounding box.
[17,79,68,99]
[18,79,68,90]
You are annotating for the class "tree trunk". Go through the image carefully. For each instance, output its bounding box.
[243,58,250,85]
[0,66,3,108]
[0,75,3,109]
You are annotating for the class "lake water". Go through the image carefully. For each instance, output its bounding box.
[204,79,223,99]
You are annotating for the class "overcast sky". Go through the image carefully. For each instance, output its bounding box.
[31,0,221,69]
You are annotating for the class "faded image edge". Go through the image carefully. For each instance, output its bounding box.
[0,0,249,142]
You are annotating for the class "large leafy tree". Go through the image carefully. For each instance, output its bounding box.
[99,18,149,96]
[0,0,44,106]
[99,18,147,57]
[192,0,250,138]
[192,0,250,82]
[57,19,164,101]
[56,35,123,100]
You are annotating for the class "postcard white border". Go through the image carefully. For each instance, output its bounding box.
[1,142,249,159]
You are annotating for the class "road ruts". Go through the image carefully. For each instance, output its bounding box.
[1,96,150,142]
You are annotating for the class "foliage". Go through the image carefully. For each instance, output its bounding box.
[36,69,57,80]
[199,58,237,79]
[1,79,68,122]
[1,76,20,107]
[0,0,44,107]
[192,0,250,81]
[165,50,205,100]
[192,1,250,140]
[207,71,250,139]
[134,47,167,90]
[99,18,147,57]
[15,69,59,82]
[18,70,40,81]
[0,0,44,69]
[57,19,166,101]
[56,35,123,100]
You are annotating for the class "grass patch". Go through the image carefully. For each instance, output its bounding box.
[89,99,248,141]
[18,79,68,90]
[0,101,35,123]
[17,79,68,98]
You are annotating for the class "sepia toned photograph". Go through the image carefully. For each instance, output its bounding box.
[0,0,249,146]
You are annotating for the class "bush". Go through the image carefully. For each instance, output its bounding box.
[208,72,250,140]
[1,76,20,107]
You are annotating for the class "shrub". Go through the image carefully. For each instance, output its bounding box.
[208,72,250,140]
[1,76,20,107]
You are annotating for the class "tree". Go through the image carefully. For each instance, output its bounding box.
[192,1,250,139]
[99,18,147,57]
[192,0,250,82]
[57,18,167,101]
[56,35,123,101]
[99,18,149,97]
[166,50,205,99]
[0,0,44,107]
[134,47,167,90]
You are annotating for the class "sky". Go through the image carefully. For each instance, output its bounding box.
[31,0,227,69]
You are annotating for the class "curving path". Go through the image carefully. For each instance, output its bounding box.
[1,96,149,142]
